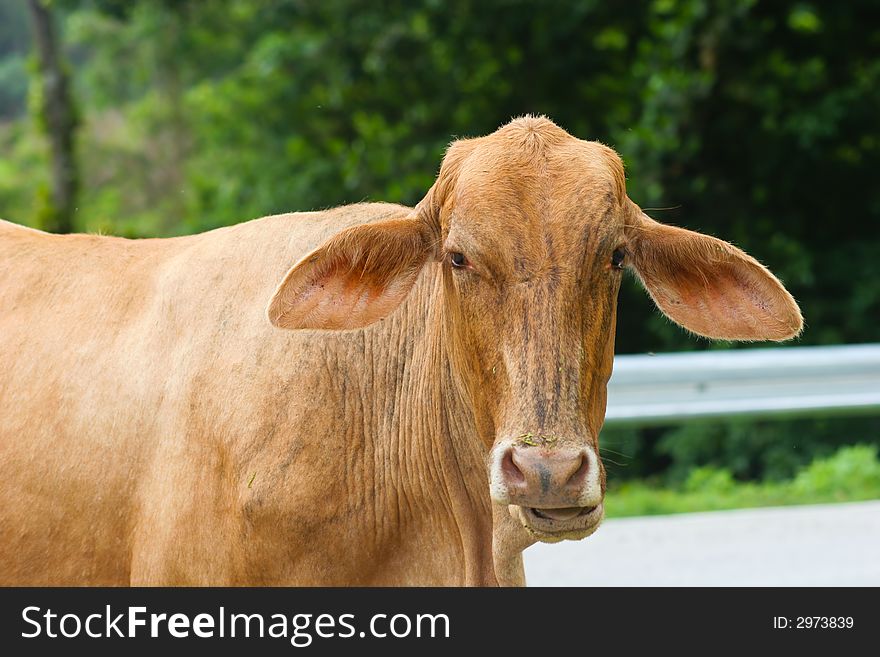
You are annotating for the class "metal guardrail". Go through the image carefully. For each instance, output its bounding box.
[605,343,880,425]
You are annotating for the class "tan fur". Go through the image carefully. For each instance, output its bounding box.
[0,116,801,586]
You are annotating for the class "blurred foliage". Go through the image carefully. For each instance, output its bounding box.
[602,415,880,485]
[607,444,880,517]
[1,0,878,488]
[0,1,29,119]
[27,0,81,233]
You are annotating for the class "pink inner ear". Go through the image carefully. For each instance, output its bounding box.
[270,255,423,330]
[267,217,430,331]
[296,264,413,329]
[629,212,803,342]
[645,260,801,341]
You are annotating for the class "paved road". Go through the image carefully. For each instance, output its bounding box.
[523,500,880,586]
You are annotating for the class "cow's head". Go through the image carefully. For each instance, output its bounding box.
[267,117,802,543]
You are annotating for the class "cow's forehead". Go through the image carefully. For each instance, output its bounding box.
[440,118,626,260]
[447,117,626,228]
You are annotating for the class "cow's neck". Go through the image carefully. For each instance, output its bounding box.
[368,265,528,585]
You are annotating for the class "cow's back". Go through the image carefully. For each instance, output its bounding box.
[0,204,414,584]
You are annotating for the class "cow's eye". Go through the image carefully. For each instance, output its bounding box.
[449,252,468,268]
[611,248,626,270]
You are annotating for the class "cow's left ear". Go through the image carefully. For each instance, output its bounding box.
[267,217,433,330]
[626,209,803,341]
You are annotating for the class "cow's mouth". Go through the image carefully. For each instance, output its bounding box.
[531,505,597,521]
[514,503,604,542]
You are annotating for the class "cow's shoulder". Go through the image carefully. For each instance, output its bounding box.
[0,218,36,231]
[0,218,48,240]
[256,202,413,231]
[230,202,414,257]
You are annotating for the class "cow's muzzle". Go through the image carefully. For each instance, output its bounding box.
[490,443,604,541]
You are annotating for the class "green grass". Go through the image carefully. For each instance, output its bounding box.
[605,444,880,518]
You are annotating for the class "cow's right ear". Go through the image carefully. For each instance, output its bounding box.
[625,208,803,341]
[267,217,433,330]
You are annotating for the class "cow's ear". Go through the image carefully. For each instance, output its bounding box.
[626,209,803,341]
[267,217,433,330]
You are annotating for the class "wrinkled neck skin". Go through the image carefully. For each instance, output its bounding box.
[372,261,535,586]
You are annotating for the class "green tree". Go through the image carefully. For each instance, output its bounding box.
[26,0,80,233]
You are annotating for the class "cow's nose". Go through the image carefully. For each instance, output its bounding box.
[500,446,591,507]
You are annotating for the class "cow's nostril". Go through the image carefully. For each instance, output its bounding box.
[501,448,525,485]
[564,452,589,490]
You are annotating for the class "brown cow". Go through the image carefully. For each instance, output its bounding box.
[0,117,801,585]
